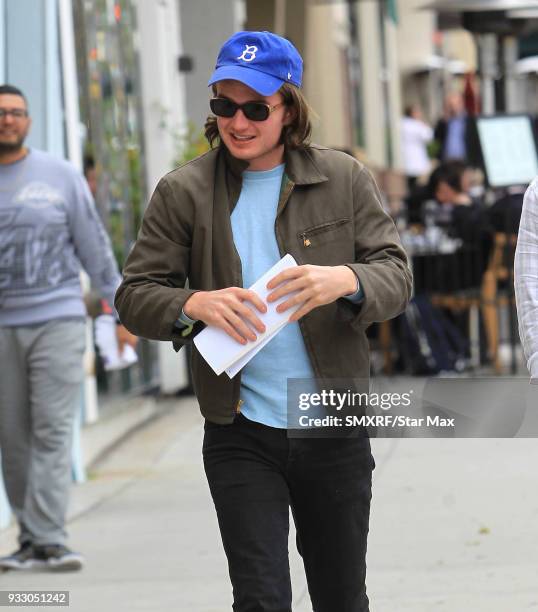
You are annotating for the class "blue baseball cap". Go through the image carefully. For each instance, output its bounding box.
[208,31,303,96]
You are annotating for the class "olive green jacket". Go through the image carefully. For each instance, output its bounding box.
[115,144,412,423]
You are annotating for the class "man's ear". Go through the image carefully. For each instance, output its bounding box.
[283,107,296,126]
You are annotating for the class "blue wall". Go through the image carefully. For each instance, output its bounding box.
[2,0,65,157]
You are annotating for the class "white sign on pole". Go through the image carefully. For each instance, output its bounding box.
[477,115,538,187]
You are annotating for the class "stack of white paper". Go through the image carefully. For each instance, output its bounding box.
[193,254,303,378]
[94,315,139,371]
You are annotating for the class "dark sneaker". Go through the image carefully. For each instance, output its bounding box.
[0,542,40,570]
[33,544,84,571]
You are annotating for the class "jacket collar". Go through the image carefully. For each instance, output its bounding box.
[223,144,328,186]
[284,146,328,185]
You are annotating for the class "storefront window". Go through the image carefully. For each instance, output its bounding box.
[74,0,158,397]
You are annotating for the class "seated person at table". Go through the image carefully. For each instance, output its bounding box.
[427,161,493,293]
[428,160,490,245]
[405,161,473,227]
[427,162,494,363]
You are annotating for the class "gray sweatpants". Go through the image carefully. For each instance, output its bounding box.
[0,319,86,546]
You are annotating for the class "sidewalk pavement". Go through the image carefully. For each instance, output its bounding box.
[1,394,538,611]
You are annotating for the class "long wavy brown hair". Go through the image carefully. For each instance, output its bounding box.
[204,82,314,150]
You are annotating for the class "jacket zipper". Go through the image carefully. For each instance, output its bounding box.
[299,218,350,247]
[274,177,323,379]
[274,176,295,256]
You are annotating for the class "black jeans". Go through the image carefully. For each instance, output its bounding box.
[203,413,374,612]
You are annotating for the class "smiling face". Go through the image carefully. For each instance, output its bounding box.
[214,80,293,171]
[0,93,31,155]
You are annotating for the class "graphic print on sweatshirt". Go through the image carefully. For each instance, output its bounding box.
[0,182,81,304]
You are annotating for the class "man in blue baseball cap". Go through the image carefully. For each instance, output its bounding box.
[116,30,412,611]
[205,30,305,173]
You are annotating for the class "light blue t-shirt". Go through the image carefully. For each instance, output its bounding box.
[231,164,313,428]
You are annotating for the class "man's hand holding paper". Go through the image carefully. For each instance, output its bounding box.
[184,287,267,345]
[193,254,305,376]
[266,264,359,321]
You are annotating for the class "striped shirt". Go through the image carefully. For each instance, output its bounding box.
[515,177,538,379]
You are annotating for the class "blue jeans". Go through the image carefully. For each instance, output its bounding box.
[203,413,374,612]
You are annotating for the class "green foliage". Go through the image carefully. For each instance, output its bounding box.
[128,145,143,233]
[172,121,210,168]
[155,102,210,168]
[109,211,125,267]
[427,139,441,160]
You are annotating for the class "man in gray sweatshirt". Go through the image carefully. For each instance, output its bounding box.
[0,84,135,571]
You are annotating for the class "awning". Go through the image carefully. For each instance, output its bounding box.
[421,0,538,12]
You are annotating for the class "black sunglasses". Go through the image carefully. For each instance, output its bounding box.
[210,97,284,122]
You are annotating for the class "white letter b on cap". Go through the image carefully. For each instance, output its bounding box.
[237,44,258,62]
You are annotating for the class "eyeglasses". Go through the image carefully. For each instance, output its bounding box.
[210,97,284,122]
[0,108,28,119]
